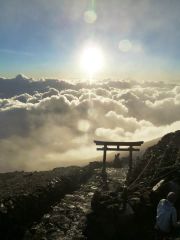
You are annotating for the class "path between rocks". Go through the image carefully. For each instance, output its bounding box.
[24,168,127,240]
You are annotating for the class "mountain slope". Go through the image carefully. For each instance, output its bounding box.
[130,130,180,186]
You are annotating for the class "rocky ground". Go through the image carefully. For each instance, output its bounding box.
[0,165,95,240]
[1,130,180,240]
[24,168,127,240]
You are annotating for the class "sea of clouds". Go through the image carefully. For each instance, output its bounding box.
[0,74,180,172]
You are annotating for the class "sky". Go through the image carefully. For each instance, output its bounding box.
[0,0,180,81]
[0,0,180,172]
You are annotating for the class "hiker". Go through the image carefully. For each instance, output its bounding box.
[113,153,121,168]
[155,192,180,240]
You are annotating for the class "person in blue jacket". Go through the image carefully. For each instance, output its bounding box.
[155,192,180,240]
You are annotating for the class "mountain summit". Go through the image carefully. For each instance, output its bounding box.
[15,74,30,81]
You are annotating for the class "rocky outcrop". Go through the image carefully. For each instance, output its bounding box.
[85,187,155,240]
[129,130,180,189]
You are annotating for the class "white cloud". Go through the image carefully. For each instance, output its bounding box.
[105,111,151,132]
[95,121,180,143]
[0,75,179,171]
[145,97,180,124]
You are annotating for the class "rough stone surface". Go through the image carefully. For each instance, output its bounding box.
[26,169,103,240]
[0,165,94,240]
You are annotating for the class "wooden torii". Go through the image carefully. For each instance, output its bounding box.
[94,140,144,176]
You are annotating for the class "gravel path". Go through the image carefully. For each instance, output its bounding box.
[25,168,127,240]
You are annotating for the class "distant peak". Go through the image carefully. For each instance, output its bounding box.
[15,74,29,80]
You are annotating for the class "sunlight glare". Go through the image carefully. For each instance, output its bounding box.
[80,44,104,77]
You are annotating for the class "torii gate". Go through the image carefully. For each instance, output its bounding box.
[94,140,144,176]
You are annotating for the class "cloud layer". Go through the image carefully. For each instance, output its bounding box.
[0,75,180,172]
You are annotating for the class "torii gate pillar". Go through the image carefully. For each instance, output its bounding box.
[102,145,107,174]
[129,146,133,175]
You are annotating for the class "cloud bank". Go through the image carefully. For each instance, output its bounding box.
[0,75,180,172]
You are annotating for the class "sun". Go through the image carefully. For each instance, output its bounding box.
[80,44,104,77]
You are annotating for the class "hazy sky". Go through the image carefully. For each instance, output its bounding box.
[0,0,180,81]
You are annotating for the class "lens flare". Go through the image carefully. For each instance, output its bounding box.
[84,10,97,24]
[77,119,90,132]
[119,39,132,52]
